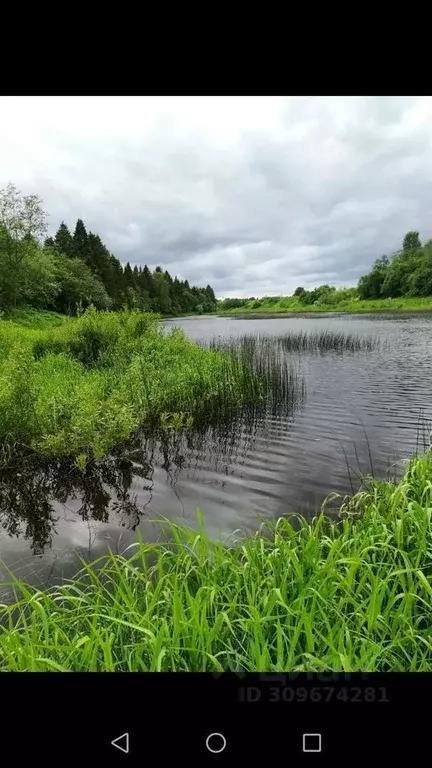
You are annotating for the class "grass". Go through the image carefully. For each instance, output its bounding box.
[0,307,71,328]
[209,331,380,357]
[1,451,432,671]
[0,307,271,466]
[220,295,432,315]
[202,330,379,412]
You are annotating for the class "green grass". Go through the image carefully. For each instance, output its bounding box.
[210,331,380,356]
[1,451,432,671]
[0,307,72,328]
[0,307,267,466]
[220,295,432,315]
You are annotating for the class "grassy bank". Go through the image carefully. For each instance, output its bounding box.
[0,307,264,467]
[1,451,432,671]
[219,295,432,315]
[0,308,72,328]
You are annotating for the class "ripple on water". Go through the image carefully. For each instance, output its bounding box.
[1,313,432,585]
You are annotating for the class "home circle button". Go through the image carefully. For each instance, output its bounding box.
[205,733,227,753]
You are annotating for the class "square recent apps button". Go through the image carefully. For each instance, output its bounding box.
[303,733,322,752]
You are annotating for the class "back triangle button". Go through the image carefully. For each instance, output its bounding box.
[111,733,129,754]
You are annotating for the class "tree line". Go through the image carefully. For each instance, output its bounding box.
[218,230,432,310]
[0,183,217,316]
[357,231,432,299]
[286,231,432,303]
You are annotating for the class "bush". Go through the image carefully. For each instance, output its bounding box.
[0,308,261,464]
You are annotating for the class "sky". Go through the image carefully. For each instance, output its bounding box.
[0,95,431,298]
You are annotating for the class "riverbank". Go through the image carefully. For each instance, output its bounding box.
[218,295,432,316]
[1,450,431,671]
[0,307,262,468]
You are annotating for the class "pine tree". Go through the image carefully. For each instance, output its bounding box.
[124,262,134,287]
[110,257,127,309]
[205,284,216,304]
[55,222,74,257]
[73,219,88,262]
[140,265,155,298]
[133,264,140,289]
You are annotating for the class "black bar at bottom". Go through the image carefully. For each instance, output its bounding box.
[0,673,428,763]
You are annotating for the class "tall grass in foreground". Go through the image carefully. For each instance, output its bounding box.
[1,451,432,672]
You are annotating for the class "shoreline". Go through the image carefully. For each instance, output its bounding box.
[1,450,431,671]
[218,305,432,318]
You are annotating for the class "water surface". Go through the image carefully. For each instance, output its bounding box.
[1,312,431,591]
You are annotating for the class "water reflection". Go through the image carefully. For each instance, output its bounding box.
[2,314,432,587]
[0,398,306,559]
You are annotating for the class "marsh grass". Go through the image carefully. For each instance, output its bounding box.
[277,330,379,353]
[0,308,276,466]
[1,452,432,672]
[208,330,378,390]
[207,336,306,408]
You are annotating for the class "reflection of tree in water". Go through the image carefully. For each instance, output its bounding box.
[0,446,156,556]
[0,399,304,555]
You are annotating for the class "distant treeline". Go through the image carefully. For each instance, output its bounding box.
[219,286,358,311]
[0,184,217,316]
[357,231,432,299]
[218,230,432,310]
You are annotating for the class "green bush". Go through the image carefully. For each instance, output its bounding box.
[0,308,260,464]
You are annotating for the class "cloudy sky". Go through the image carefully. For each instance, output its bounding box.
[0,96,431,297]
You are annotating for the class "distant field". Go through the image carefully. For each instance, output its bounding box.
[219,296,432,315]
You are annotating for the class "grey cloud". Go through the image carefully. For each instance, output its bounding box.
[1,96,432,297]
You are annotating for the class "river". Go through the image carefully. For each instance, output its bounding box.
[1,312,431,593]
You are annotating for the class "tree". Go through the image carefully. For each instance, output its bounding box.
[0,183,47,242]
[153,270,171,313]
[358,256,389,299]
[0,183,220,316]
[133,265,140,289]
[139,265,155,303]
[205,284,216,304]
[408,266,432,296]
[53,255,111,314]
[73,219,88,261]
[54,222,74,257]
[23,244,59,308]
[109,257,127,309]
[403,231,421,253]
[0,227,32,308]
[0,184,50,309]
[124,262,134,287]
